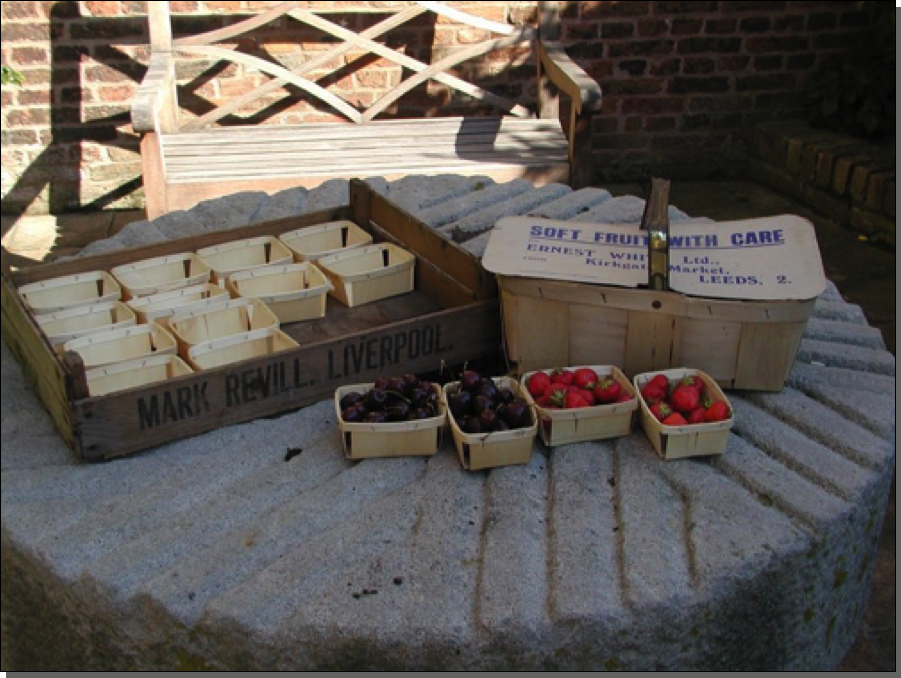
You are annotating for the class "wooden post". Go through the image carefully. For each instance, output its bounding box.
[568,107,593,188]
[537,1,560,121]
[140,133,169,219]
[63,351,90,401]
[146,2,179,132]
[349,179,372,230]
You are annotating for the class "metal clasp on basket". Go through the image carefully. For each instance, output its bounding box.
[640,178,671,292]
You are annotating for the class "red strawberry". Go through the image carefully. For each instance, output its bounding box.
[687,407,706,424]
[640,382,666,405]
[669,384,700,413]
[573,367,599,389]
[649,401,672,422]
[579,388,597,406]
[662,412,688,426]
[545,383,569,408]
[650,374,670,394]
[564,392,589,409]
[593,377,622,404]
[680,375,704,396]
[526,371,551,398]
[704,400,732,422]
[550,368,574,386]
[614,393,634,403]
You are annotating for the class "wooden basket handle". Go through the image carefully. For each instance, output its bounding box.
[640,178,671,291]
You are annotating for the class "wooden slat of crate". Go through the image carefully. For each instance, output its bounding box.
[72,300,499,459]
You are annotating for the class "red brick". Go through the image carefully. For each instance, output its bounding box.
[772,14,806,32]
[16,89,51,105]
[704,18,737,34]
[2,2,41,19]
[603,21,638,40]
[650,58,680,76]
[617,59,648,76]
[608,39,674,57]
[583,2,650,18]
[204,1,242,11]
[645,116,676,131]
[745,36,809,53]
[637,19,668,37]
[654,1,718,12]
[682,57,715,74]
[807,12,838,31]
[624,116,642,132]
[621,96,684,114]
[735,73,796,92]
[83,1,124,16]
[604,77,664,95]
[98,84,138,102]
[739,16,771,33]
[668,76,729,93]
[1,21,58,41]
[688,94,753,112]
[753,54,783,71]
[5,108,50,127]
[565,23,598,40]
[717,55,751,71]
[677,36,742,54]
[69,19,145,40]
[671,18,703,35]
[10,46,49,66]
[593,132,649,150]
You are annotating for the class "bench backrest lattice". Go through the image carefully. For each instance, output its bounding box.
[131,1,602,217]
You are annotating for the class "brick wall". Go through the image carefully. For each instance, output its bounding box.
[0,1,877,214]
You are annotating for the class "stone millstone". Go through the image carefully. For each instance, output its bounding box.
[2,178,895,670]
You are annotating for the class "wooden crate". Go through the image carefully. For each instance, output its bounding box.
[168,297,279,357]
[36,300,137,350]
[279,220,373,262]
[196,235,293,286]
[484,215,826,392]
[86,354,193,397]
[633,368,734,460]
[187,327,298,371]
[227,262,332,324]
[126,282,230,324]
[0,180,500,460]
[318,243,415,307]
[334,382,445,459]
[442,376,537,471]
[19,270,121,314]
[520,365,638,447]
[64,322,177,369]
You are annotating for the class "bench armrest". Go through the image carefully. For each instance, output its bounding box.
[131,52,177,133]
[537,40,603,114]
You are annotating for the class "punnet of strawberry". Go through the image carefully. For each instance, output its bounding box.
[525,367,635,410]
[638,372,732,427]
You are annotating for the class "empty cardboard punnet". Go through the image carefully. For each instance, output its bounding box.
[186,326,298,370]
[19,270,121,314]
[196,236,293,286]
[168,297,279,357]
[227,261,332,324]
[279,220,373,262]
[36,300,137,350]
[85,354,193,397]
[111,252,211,298]
[64,322,177,369]
[125,282,230,324]
[317,243,415,307]
[483,208,826,391]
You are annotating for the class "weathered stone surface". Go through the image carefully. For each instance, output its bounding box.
[418,179,531,228]
[447,183,571,241]
[192,191,269,230]
[247,186,308,223]
[2,177,894,671]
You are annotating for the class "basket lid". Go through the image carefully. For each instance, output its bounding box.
[482,214,827,301]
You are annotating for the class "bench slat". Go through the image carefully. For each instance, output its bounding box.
[164,117,562,144]
[165,141,568,167]
[165,134,565,157]
[167,153,569,176]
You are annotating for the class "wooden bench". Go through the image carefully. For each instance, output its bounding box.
[131,1,602,218]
